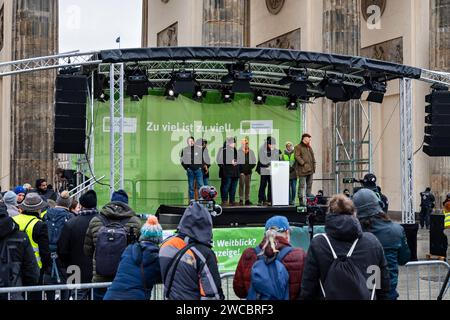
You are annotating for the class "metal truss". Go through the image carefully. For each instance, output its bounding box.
[420,69,450,87]
[0,51,101,77]
[109,63,125,196]
[399,78,415,224]
[334,100,373,194]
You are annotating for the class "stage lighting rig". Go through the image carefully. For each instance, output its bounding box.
[193,85,207,101]
[125,65,152,100]
[279,68,309,98]
[366,80,387,104]
[221,62,253,93]
[286,96,298,110]
[221,89,235,103]
[253,90,267,105]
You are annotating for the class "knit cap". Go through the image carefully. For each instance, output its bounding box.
[139,216,163,244]
[56,191,72,209]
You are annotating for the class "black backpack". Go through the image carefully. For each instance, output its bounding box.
[95,215,131,277]
[318,234,376,300]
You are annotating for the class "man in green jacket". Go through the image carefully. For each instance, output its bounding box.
[294,133,316,206]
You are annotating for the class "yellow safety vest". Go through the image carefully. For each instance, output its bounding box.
[13,214,42,269]
[444,210,450,229]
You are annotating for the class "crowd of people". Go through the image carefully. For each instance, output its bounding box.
[3,171,442,301]
[181,133,316,207]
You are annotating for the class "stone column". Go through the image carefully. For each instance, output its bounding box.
[202,0,248,47]
[142,0,149,47]
[322,0,361,195]
[10,0,58,186]
[430,0,450,207]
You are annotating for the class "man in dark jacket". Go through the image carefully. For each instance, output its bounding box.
[35,179,57,202]
[217,137,240,206]
[300,195,391,300]
[197,139,211,186]
[419,187,435,229]
[295,133,316,206]
[353,189,410,300]
[58,190,98,300]
[159,202,224,300]
[84,199,142,300]
[237,138,256,206]
[0,202,39,300]
[256,137,281,206]
[234,216,306,300]
[181,136,204,202]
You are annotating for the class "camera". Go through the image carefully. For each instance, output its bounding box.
[191,186,223,217]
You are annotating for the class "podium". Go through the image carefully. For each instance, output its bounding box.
[271,161,290,206]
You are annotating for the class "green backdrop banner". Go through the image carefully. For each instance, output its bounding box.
[92,91,302,213]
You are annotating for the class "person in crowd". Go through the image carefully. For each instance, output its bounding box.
[84,196,142,300]
[233,216,306,300]
[443,194,450,262]
[197,139,211,186]
[316,190,328,205]
[180,136,204,203]
[419,187,435,230]
[104,216,163,300]
[353,189,410,300]
[0,201,39,300]
[357,173,389,213]
[14,186,26,204]
[13,193,52,285]
[282,142,298,206]
[159,202,224,300]
[256,137,281,206]
[237,137,256,206]
[300,194,391,300]
[35,179,57,202]
[111,189,129,204]
[4,191,19,217]
[217,137,240,206]
[343,189,351,198]
[23,183,32,193]
[69,199,80,216]
[58,190,98,300]
[295,133,316,207]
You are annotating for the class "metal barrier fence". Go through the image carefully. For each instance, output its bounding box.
[0,273,236,301]
[404,260,450,300]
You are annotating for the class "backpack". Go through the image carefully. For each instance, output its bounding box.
[95,215,131,277]
[318,234,376,300]
[246,246,293,300]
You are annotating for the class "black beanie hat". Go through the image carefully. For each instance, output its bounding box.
[79,190,97,209]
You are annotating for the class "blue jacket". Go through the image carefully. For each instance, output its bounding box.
[368,218,410,299]
[103,242,161,300]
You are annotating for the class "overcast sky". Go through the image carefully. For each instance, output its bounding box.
[59,0,142,53]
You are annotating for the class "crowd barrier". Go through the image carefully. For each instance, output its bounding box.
[404,260,450,300]
[0,273,237,301]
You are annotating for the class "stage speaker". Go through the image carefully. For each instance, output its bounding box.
[54,75,88,154]
[430,214,447,257]
[423,90,450,157]
[401,223,419,262]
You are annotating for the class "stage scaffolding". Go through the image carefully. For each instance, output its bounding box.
[0,49,449,224]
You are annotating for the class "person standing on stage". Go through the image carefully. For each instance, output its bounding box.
[217,137,240,206]
[197,139,211,186]
[295,133,316,207]
[237,138,256,206]
[282,142,297,206]
[181,136,204,203]
[256,137,281,206]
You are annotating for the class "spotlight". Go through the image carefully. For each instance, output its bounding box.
[165,85,178,101]
[286,96,298,110]
[221,89,234,103]
[91,72,110,102]
[131,95,140,102]
[318,76,355,103]
[125,66,152,99]
[366,81,387,104]
[193,85,207,101]
[253,90,267,105]
[221,63,253,93]
[173,70,197,94]
[279,69,309,98]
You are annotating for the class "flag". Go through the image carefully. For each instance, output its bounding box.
[116,36,121,43]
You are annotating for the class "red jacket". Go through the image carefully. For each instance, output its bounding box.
[233,236,306,300]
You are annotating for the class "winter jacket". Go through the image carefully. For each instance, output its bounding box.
[37,189,57,202]
[0,214,39,300]
[300,214,391,300]
[256,145,281,176]
[104,241,161,300]
[217,146,240,178]
[57,209,98,283]
[159,202,224,300]
[84,202,142,283]
[237,148,257,175]
[282,150,298,180]
[420,191,435,208]
[181,145,204,171]
[14,212,52,275]
[233,236,306,300]
[362,217,410,300]
[294,142,316,177]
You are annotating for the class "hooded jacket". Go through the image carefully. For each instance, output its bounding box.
[159,203,224,300]
[84,202,142,283]
[103,241,161,300]
[294,142,316,177]
[300,214,391,300]
[233,235,306,300]
[0,208,39,300]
